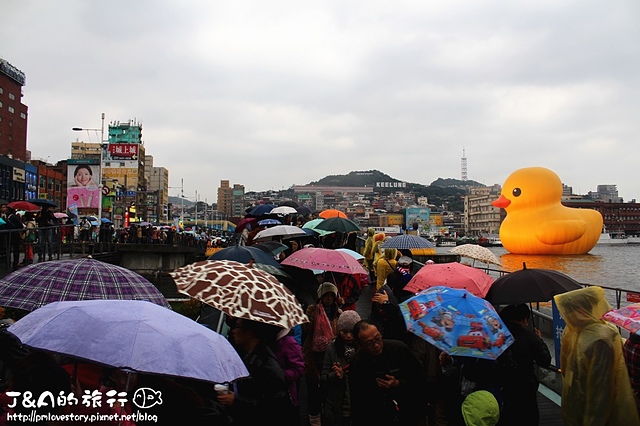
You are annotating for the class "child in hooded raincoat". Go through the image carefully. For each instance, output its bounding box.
[554,286,640,426]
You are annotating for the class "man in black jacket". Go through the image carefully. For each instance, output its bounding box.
[497,304,552,426]
[4,205,24,269]
[35,207,57,261]
[349,320,426,425]
[218,318,296,426]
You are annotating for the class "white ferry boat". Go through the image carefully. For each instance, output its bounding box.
[627,235,640,244]
[597,226,628,245]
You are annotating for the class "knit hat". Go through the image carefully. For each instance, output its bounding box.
[398,256,413,266]
[317,282,338,299]
[461,390,500,426]
[337,310,361,332]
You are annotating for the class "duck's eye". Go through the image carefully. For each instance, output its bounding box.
[512,188,521,197]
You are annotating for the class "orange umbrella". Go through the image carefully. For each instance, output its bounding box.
[319,209,347,219]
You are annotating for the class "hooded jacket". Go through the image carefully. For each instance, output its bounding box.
[461,390,500,426]
[555,286,640,426]
[363,228,376,261]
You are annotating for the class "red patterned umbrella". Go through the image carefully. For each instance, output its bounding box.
[281,247,367,275]
[404,261,494,298]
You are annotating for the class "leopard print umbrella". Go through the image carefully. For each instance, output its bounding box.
[169,259,308,329]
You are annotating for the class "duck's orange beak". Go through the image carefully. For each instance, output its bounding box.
[492,194,511,208]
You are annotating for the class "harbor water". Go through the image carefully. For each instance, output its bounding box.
[436,244,640,308]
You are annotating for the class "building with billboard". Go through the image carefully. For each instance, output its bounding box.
[405,207,432,235]
[102,120,146,225]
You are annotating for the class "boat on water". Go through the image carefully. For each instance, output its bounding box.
[477,234,502,247]
[436,238,457,247]
[628,236,640,244]
[597,226,628,245]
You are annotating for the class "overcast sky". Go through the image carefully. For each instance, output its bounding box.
[3,1,639,204]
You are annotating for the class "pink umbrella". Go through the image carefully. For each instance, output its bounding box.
[54,212,68,219]
[403,261,494,298]
[281,247,367,275]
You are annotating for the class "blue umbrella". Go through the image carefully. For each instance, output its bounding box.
[7,299,249,383]
[27,198,57,208]
[248,204,276,216]
[381,234,436,249]
[258,218,282,226]
[100,218,113,224]
[400,286,514,360]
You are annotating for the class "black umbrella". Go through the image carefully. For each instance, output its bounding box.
[253,241,289,257]
[27,198,57,208]
[484,262,583,305]
[207,245,283,269]
[279,200,300,208]
[314,217,360,233]
[296,206,312,216]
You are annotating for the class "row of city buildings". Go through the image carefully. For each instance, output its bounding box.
[0,58,168,227]
[214,179,640,238]
[3,56,639,236]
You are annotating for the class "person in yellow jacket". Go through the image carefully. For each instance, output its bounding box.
[554,286,640,426]
[375,247,398,291]
[362,228,377,282]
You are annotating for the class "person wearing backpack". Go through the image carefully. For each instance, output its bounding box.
[497,304,551,426]
[302,283,342,426]
[386,255,414,303]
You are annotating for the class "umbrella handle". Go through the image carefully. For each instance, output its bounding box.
[216,312,227,334]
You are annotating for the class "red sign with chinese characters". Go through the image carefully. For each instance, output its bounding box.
[108,144,139,159]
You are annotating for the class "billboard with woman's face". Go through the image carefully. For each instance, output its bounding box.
[67,163,101,209]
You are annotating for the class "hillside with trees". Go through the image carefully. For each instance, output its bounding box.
[308,170,484,212]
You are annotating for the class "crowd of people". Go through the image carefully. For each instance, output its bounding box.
[0,199,235,271]
[2,206,640,425]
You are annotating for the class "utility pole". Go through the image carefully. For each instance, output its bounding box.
[180,178,184,229]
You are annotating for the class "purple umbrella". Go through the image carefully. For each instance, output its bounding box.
[8,299,249,383]
[0,256,170,311]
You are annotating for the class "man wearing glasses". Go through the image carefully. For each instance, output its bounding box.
[348,320,427,425]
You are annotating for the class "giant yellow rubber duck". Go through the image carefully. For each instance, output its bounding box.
[492,167,603,255]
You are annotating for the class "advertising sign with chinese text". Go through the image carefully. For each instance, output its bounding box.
[107,143,139,160]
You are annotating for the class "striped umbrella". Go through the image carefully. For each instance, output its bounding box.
[0,256,170,311]
[381,234,436,249]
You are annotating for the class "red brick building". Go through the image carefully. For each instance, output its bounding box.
[0,59,28,162]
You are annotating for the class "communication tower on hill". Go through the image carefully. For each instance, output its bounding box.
[461,147,467,181]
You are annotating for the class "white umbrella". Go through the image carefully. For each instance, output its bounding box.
[253,225,307,241]
[270,206,298,215]
[450,244,502,266]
